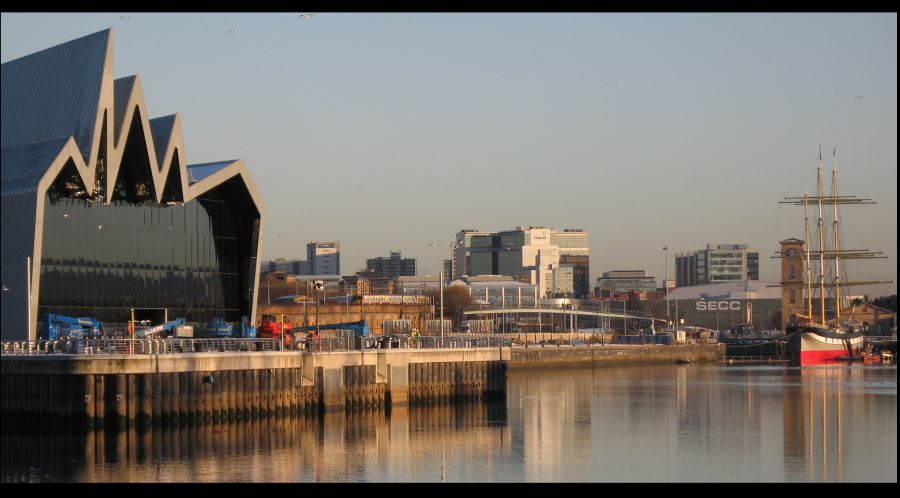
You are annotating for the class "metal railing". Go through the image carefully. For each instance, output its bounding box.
[299,334,509,353]
[2,335,509,356]
[1,338,281,356]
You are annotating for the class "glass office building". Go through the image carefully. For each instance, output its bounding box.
[1,29,264,340]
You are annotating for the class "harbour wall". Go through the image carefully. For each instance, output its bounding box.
[0,348,508,431]
[509,343,724,369]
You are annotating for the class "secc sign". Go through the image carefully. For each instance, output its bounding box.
[696,300,742,311]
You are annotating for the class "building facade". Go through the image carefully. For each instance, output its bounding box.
[367,251,416,279]
[307,241,340,276]
[451,226,589,298]
[594,270,658,298]
[1,29,265,340]
[675,244,759,287]
[264,258,310,275]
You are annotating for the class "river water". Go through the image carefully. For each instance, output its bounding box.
[2,364,896,482]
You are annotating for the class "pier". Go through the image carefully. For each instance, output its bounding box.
[0,337,509,431]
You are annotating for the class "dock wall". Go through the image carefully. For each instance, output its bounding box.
[0,348,509,431]
[509,343,724,369]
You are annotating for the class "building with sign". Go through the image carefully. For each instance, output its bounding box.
[665,280,782,331]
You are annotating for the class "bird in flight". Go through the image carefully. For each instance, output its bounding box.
[856,95,864,100]
[299,14,315,20]
[227,28,239,34]
[119,15,132,21]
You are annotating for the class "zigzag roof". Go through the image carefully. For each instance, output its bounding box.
[0,28,262,209]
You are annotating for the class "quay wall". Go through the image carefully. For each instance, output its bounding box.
[509,343,724,369]
[0,348,508,431]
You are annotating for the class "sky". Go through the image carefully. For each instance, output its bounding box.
[1,13,897,297]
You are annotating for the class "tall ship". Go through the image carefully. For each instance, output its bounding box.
[777,148,890,365]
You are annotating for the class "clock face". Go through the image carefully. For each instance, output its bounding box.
[786,249,797,257]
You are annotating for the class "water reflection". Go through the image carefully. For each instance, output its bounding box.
[1,401,510,483]
[2,365,895,482]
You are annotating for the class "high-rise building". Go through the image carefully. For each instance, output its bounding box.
[675,244,759,287]
[451,226,589,297]
[366,251,416,279]
[263,258,309,275]
[307,241,340,275]
[552,229,590,298]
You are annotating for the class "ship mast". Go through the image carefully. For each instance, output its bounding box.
[816,146,827,325]
[804,192,813,320]
[831,149,843,322]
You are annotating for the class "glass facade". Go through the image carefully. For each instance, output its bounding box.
[38,176,260,325]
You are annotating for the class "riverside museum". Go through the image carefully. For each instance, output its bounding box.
[1,29,265,341]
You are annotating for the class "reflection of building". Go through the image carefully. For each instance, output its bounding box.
[451,226,589,298]
[676,243,759,287]
[367,251,416,279]
[1,29,264,340]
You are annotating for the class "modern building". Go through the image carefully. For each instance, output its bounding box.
[307,241,340,276]
[1,29,265,341]
[594,270,658,298]
[451,276,539,308]
[451,226,589,298]
[367,251,416,279]
[552,229,590,298]
[675,244,759,287]
[263,258,310,275]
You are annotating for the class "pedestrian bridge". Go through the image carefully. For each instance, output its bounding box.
[463,308,668,323]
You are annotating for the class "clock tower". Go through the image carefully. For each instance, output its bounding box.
[779,238,806,329]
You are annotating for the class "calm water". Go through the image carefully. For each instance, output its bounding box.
[2,364,896,482]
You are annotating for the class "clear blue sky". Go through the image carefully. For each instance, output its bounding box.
[2,13,896,297]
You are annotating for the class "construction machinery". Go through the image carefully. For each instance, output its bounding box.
[134,318,192,338]
[257,314,292,347]
[205,316,257,338]
[41,314,104,340]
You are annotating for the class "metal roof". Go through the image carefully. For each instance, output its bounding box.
[1,29,110,161]
[0,138,71,195]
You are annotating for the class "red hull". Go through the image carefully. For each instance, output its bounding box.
[798,348,859,365]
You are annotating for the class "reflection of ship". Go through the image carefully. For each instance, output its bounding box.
[778,148,889,365]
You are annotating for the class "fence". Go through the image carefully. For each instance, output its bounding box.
[1,338,281,356]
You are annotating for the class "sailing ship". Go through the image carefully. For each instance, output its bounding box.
[779,148,889,365]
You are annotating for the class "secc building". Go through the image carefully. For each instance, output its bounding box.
[665,280,782,332]
[1,29,265,341]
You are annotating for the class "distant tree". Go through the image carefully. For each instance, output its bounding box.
[426,285,474,322]
[871,294,897,312]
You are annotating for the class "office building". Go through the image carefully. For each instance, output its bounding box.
[367,251,416,279]
[675,244,759,287]
[307,241,340,276]
[451,226,589,298]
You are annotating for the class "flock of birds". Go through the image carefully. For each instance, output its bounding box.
[118,13,316,34]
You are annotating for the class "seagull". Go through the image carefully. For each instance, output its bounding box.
[119,15,132,22]
[856,95,864,100]
[227,28,239,34]
[299,13,315,20]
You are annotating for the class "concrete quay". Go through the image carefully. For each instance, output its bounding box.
[509,343,724,369]
[0,348,509,431]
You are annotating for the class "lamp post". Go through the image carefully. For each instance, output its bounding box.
[663,246,670,327]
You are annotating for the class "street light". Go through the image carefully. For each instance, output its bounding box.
[663,246,670,326]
